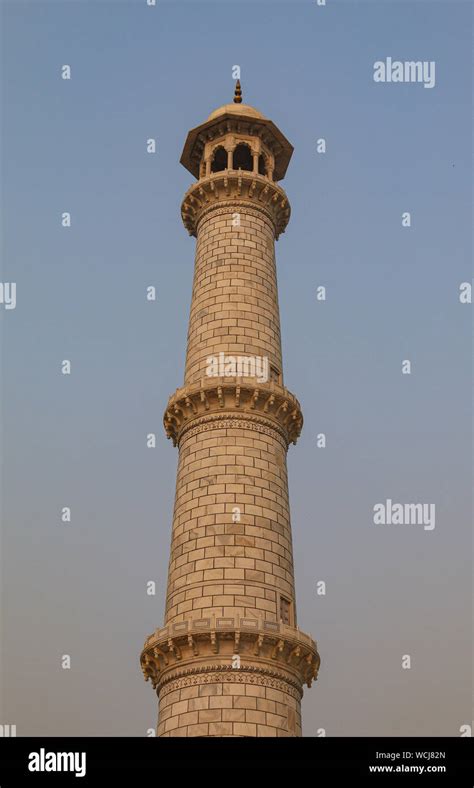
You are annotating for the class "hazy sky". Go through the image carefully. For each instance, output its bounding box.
[1,0,472,737]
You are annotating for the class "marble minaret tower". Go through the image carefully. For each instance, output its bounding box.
[140,83,320,737]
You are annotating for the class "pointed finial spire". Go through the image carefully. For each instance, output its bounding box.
[233,79,242,104]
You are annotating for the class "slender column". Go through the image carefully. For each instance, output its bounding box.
[140,88,320,739]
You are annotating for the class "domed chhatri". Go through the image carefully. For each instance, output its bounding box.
[180,81,293,182]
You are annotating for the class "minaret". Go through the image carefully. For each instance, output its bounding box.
[140,83,320,737]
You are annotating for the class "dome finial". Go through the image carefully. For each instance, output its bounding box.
[233,79,242,104]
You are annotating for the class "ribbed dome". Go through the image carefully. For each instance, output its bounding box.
[207,102,266,121]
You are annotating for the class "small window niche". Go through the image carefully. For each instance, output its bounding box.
[280,596,292,626]
[270,365,281,384]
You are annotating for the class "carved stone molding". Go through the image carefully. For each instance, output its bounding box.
[140,616,320,696]
[181,172,291,238]
[193,202,275,235]
[163,378,303,448]
[159,668,303,703]
[179,413,289,448]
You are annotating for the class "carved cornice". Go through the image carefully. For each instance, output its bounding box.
[140,616,320,695]
[163,378,303,448]
[181,172,291,239]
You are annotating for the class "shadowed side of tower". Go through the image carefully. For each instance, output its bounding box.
[141,84,320,737]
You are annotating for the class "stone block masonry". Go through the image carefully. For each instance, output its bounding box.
[141,85,320,737]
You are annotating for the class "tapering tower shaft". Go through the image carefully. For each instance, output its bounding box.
[141,89,319,738]
[184,204,283,387]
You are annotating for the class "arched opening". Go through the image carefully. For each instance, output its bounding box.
[210,146,227,173]
[233,143,253,172]
[258,154,267,176]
